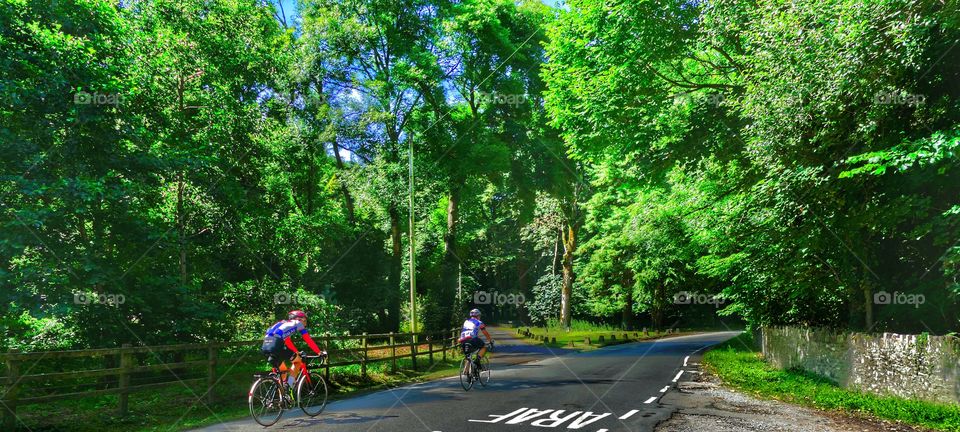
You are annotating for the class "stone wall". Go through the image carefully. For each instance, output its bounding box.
[761,326,960,405]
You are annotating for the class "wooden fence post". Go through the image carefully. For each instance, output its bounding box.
[411,333,418,370]
[428,333,434,365]
[361,333,368,378]
[389,333,397,373]
[324,333,331,383]
[118,344,132,416]
[207,344,218,404]
[442,331,447,362]
[3,349,19,431]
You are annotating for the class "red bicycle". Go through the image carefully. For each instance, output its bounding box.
[248,351,329,427]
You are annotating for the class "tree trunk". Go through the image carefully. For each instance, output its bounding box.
[388,205,403,331]
[652,282,664,331]
[560,224,576,330]
[862,277,874,331]
[177,172,187,288]
[331,138,355,223]
[441,187,461,326]
[622,273,635,330]
[552,228,561,276]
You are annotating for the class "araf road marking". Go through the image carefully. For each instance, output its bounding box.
[643,396,658,404]
[659,385,669,393]
[671,371,684,382]
[618,409,639,420]
[683,356,689,367]
[468,408,611,429]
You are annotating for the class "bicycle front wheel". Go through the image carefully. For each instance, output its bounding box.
[298,371,329,417]
[459,358,474,391]
[249,378,284,427]
[477,356,491,387]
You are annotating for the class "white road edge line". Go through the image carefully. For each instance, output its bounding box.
[643,396,658,404]
[683,355,689,367]
[671,371,684,382]
[619,409,639,420]
[659,385,669,393]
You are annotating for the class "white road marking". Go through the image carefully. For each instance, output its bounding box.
[671,371,683,382]
[643,396,658,404]
[659,385,669,393]
[683,355,689,366]
[618,409,639,420]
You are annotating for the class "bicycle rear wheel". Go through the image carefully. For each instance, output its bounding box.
[477,355,491,387]
[298,371,329,417]
[459,358,474,391]
[249,377,284,426]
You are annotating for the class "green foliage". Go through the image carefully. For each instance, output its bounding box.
[543,0,960,333]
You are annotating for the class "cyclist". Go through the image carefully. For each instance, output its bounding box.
[459,308,494,370]
[261,310,323,389]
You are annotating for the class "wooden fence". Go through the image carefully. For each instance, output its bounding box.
[0,329,460,429]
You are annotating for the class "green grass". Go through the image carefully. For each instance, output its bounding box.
[704,333,960,431]
[500,320,680,349]
[10,353,462,432]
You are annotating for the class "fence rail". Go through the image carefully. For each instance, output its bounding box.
[1,329,460,429]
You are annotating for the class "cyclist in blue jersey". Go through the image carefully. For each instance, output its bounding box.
[261,310,323,388]
[459,308,494,369]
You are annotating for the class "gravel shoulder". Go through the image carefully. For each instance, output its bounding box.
[656,371,929,432]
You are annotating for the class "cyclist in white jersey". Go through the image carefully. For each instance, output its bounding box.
[459,308,494,369]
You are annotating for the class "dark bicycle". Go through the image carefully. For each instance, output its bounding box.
[459,342,493,391]
[248,351,329,427]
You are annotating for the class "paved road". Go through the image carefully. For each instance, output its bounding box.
[197,331,740,432]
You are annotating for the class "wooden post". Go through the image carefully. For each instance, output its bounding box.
[442,331,447,362]
[207,344,218,404]
[324,333,331,383]
[118,344,132,416]
[428,333,434,365]
[3,349,19,431]
[389,333,397,373]
[411,333,418,370]
[361,333,368,378]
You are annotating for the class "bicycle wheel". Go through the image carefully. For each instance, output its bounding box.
[459,358,474,391]
[298,371,329,417]
[477,355,491,387]
[249,377,284,427]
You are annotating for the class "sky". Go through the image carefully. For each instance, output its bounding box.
[276,0,564,26]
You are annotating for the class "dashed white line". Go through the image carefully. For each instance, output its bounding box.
[643,396,658,404]
[659,385,669,393]
[683,355,689,367]
[671,371,684,382]
[619,409,639,420]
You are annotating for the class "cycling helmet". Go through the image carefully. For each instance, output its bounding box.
[469,308,481,317]
[288,310,307,320]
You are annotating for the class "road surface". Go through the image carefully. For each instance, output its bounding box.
[196,331,741,432]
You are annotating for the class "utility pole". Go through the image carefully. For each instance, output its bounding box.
[408,139,417,334]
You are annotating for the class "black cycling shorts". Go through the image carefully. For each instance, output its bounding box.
[261,336,295,369]
[461,337,484,355]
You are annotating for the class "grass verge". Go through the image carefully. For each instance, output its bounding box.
[499,320,683,350]
[703,333,960,432]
